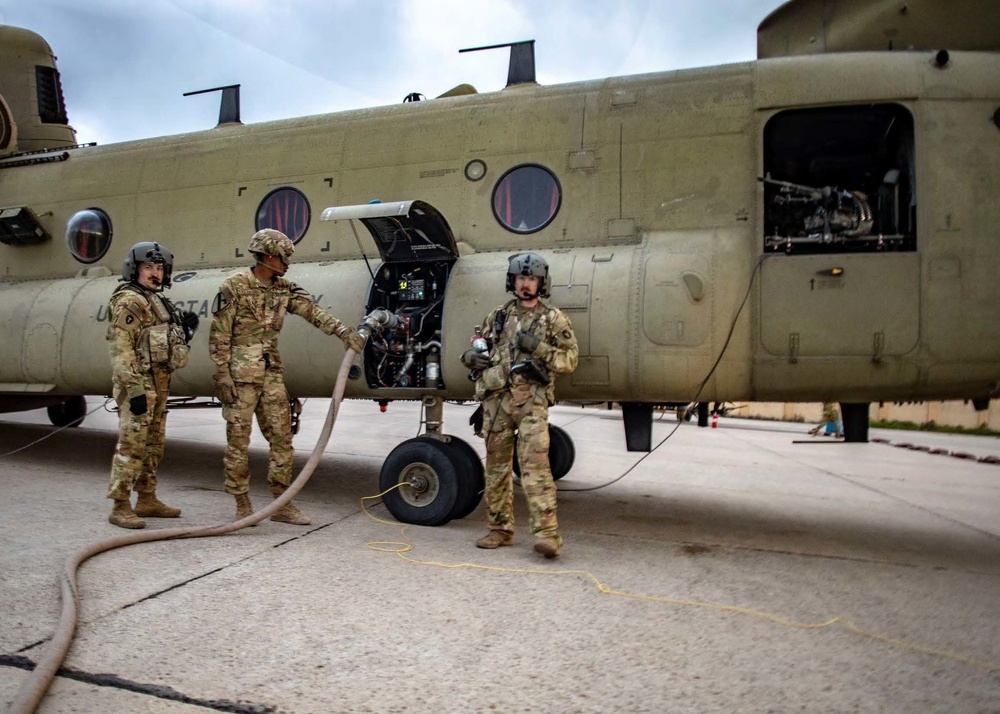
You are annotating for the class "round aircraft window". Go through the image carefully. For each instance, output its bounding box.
[66,208,112,264]
[492,164,561,234]
[256,187,310,244]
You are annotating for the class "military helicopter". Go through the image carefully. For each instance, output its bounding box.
[1,0,998,526]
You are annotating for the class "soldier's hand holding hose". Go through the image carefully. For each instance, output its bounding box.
[214,370,238,406]
[344,327,367,353]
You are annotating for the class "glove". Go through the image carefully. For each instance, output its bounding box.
[180,311,200,343]
[344,328,367,353]
[461,349,490,370]
[129,394,148,416]
[516,330,541,355]
[214,371,237,406]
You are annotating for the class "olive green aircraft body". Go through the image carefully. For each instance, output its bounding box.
[1,0,999,450]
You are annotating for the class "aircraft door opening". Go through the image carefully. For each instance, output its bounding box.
[759,104,920,360]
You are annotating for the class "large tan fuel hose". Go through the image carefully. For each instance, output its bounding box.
[9,347,359,714]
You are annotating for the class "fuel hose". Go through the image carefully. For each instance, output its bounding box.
[9,347,359,714]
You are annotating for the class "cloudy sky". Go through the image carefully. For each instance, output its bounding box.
[0,0,787,146]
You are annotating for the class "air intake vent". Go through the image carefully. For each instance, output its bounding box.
[35,65,68,125]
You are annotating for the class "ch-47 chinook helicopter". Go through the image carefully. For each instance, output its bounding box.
[1,0,998,526]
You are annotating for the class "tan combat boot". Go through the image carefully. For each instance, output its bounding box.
[533,536,562,559]
[234,493,257,526]
[109,499,145,529]
[269,486,311,525]
[476,531,514,549]
[135,491,181,518]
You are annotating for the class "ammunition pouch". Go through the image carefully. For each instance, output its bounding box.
[478,364,508,392]
[139,322,189,371]
[509,359,550,385]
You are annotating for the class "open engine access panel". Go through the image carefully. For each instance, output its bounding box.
[353,201,459,392]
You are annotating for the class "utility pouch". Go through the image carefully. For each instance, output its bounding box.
[478,364,508,392]
[170,342,190,370]
[167,324,189,370]
[510,359,550,385]
[146,323,171,365]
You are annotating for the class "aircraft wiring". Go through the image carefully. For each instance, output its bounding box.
[558,253,776,493]
[358,486,1000,675]
[0,399,110,459]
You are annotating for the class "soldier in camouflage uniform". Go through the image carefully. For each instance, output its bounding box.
[461,253,578,558]
[106,241,199,529]
[209,229,366,525]
[810,402,844,437]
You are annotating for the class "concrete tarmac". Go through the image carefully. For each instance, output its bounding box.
[0,398,998,713]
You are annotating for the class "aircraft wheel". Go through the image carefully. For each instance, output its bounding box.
[416,435,484,520]
[549,425,575,480]
[47,396,86,428]
[513,424,575,481]
[379,438,459,526]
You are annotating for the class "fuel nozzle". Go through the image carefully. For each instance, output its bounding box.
[357,307,401,341]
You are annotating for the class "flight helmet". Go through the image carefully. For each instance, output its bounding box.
[248,228,295,263]
[122,241,173,287]
[506,252,550,298]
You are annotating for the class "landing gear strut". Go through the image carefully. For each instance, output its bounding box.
[840,402,870,443]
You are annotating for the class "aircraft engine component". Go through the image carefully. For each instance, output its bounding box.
[765,180,874,246]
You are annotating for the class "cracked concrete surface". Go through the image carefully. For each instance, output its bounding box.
[1,399,998,712]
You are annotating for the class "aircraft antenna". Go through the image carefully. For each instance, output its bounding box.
[459,40,536,87]
[183,84,242,126]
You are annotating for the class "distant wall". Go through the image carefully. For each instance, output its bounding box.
[732,401,1000,431]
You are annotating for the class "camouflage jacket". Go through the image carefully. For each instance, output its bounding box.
[475,299,579,402]
[106,283,189,401]
[209,269,350,383]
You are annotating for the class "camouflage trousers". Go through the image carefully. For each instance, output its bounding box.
[481,384,560,543]
[222,370,294,495]
[107,369,170,500]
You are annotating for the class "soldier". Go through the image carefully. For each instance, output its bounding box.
[810,402,844,437]
[461,253,578,558]
[210,229,365,525]
[106,241,199,529]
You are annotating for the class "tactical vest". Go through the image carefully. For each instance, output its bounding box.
[109,284,189,373]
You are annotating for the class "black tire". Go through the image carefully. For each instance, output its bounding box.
[47,396,87,428]
[513,424,575,481]
[548,424,575,480]
[379,439,459,526]
[444,437,486,520]
[416,435,484,521]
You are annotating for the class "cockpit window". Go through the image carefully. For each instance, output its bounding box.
[762,103,916,254]
[256,187,310,244]
[492,164,561,234]
[66,208,112,263]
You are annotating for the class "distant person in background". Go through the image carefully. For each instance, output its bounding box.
[809,402,843,438]
[106,242,199,529]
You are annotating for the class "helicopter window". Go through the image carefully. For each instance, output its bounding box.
[762,103,915,255]
[256,187,310,244]
[65,208,112,263]
[492,164,561,234]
